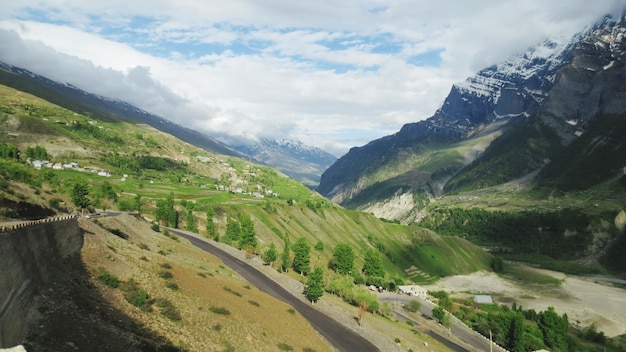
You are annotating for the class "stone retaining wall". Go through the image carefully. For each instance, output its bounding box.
[0,216,82,347]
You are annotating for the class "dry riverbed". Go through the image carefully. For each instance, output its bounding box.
[424,268,626,337]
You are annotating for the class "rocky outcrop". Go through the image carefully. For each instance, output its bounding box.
[0,217,83,347]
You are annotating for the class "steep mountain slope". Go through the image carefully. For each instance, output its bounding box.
[318,14,626,223]
[0,83,491,350]
[446,15,626,193]
[234,138,337,187]
[0,62,244,158]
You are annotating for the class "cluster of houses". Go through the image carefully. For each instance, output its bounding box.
[30,160,112,178]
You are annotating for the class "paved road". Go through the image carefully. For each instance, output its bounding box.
[170,229,379,352]
[379,293,505,352]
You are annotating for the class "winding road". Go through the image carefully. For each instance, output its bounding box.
[170,229,380,352]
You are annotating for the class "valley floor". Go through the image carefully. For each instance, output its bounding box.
[424,268,626,337]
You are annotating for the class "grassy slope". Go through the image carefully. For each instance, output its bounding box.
[79,214,333,352]
[0,83,492,281]
[0,82,486,351]
[342,130,502,210]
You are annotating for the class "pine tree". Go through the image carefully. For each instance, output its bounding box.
[281,237,291,272]
[185,202,197,232]
[70,180,90,210]
[238,214,257,250]
[206,206,216,239]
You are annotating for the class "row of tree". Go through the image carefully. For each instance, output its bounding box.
[0,143,50,161]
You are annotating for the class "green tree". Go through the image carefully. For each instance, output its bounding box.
[133,194,142,214]
[349,288,378,326]
[362,248,384,278]
[224,218,241,245]
[263,243,278,266]
[306,266,324,303]
[331,243,355,275]
[185,202,197,232]
[403,300,421,313]
[292,236,311,275]
[490,256,504,273]
[25,145,50,160]
[432,306,450,326]
[155,193,178,227]
[0,143,20,160]
[538,307,568,350]
[70,180,90,210]
[98,181,118,202]
[206,206,216,239]
[281,236,291,272]
[325,276,354,299]
[509,313,527,352]
[238,213,257,250]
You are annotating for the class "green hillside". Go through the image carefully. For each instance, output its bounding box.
[0,83,492,283]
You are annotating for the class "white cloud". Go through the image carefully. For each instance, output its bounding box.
[0,0,624,157]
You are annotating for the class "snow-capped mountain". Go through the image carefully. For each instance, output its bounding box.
[318,12,626,220]
[234,139,337,187]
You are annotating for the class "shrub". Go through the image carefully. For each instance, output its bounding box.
[97,270,120,288]
[160,263,173,269]
[209,306,231,315]
[151,222,160,232]
[277,343,293,351]
[158,271,173,279]
[248,300,260,307]
[223,286,242,297]
[165,282,179,291]
[403,299,421,313]
[156,298,181,321]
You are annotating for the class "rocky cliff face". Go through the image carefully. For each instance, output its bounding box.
[318,34,572,204]
[537,16,626,145]
[318,13,626,221]
[0,218,83,347]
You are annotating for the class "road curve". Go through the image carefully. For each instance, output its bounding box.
[170,229,380,352]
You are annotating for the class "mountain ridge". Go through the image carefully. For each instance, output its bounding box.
[233,138,337,187]
[318,12,626,222]
[0,62,245,158]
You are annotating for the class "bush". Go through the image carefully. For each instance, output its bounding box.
[403,299,421,313]
[156,298,181,321]
[165,282,179,291]
[151,223,160,232]
[158,271,173,279]
[209,306,231,315]
[97,270,120,288]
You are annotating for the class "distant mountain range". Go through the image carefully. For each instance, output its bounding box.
[0,62,336,185]
[318,13,626,222]
[234,139,336,187]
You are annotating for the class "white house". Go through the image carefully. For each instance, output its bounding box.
[473,295,493,304]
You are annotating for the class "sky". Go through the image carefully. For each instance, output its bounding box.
[0,1,624,157]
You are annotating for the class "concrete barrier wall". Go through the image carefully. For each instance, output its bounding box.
[0,216,82,347]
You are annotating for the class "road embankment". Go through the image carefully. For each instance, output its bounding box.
[0,217,82,347]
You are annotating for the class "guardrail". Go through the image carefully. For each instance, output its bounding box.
[0,215,77,233]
